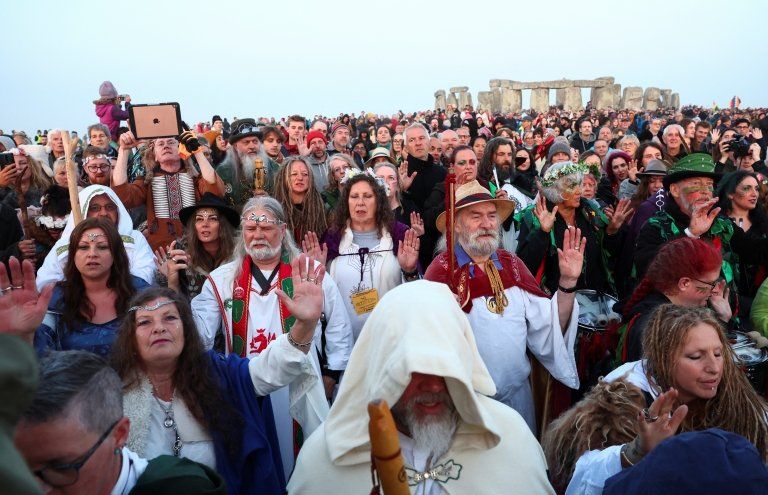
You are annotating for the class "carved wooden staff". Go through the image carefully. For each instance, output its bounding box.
[60,129,82,224]
[368,399,409,495]
[253,156,266,196]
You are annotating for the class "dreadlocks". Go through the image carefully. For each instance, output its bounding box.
[643,305,768,459]
[272,156,328,243]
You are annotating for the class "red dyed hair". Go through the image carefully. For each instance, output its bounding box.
[625,237,722,313]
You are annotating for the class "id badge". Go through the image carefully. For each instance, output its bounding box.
[351,288,379,315]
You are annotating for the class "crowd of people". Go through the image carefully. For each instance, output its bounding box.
[1,80,768,494]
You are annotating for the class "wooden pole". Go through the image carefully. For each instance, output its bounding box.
[368,399,409,495]
[60,129,82,224]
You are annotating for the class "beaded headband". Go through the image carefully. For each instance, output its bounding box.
[128,299,176,313]
[85,232,106,241]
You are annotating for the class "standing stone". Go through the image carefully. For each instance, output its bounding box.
[491,87,502,113]
[555,88,566,108]
[620,87,644,110]
[643,87,661,111]
[670,93,680,109]
[530,87,550,112]
[447,92,458,110]
[563,86,583,111]
[449,86,469,94]
[660,89,672,108]
[458,90,472,109]
[477,91,493,112]
[434,90,447,110]
[501,88,522,112]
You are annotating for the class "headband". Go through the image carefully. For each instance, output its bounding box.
[128,299,175,313]
[82,154,111,166]
[540,162,590,188]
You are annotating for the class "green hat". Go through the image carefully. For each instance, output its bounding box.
[663,153,720,188]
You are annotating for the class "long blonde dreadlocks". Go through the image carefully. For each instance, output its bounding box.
[643,304,768,460]
[272,156,328,243]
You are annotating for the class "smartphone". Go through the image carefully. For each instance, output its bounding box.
[129,103,183,140]
[0,152,15,168]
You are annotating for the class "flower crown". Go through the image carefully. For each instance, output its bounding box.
[340,168,390,196]
[540,162,590,188]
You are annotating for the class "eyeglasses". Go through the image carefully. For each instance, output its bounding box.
[88,203,118,213]
[455,159,477,166]
[33,419,119,488]
[692,277,719,292]
[85,163,112,172]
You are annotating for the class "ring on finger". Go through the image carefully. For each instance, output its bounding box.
[0,286,12,293]
[12,285,23,290]
[642,408,659,423]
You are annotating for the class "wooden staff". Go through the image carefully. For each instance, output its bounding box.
[368,399,409,495]
[444,165,457,290]
[60,129,82,225]
[253,156,266,196]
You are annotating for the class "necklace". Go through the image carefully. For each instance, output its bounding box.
[149,381,183,457]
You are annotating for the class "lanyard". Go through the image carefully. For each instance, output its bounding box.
[338,247,392,288]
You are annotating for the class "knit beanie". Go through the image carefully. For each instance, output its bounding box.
[547,141,572,162]
[98,81,118,99]
[331,122,349,136]
[306,130,327,146]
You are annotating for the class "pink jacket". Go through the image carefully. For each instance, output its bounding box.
[94,102,129,141]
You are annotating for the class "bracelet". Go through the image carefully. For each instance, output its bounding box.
[557,283,578,293]
[683,227,700,239]
[287,331,313,349]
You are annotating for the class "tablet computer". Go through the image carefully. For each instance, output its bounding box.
[129,102,183,140]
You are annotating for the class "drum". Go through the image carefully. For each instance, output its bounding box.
[575,290,620,332]
[729,332,768,395]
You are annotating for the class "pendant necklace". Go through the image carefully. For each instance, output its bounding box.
[150,381,183,457]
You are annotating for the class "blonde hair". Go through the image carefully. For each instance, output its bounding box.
[643,305,768,458]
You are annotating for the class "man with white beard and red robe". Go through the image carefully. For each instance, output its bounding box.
[191,196,353,478]
[425,180,582,433]
[289,280,556,494]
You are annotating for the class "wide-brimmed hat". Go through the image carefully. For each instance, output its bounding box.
[663,153,720,188]
[365,147,396,166]
[435,180,516,233]
[179,192,240,227]
[637,159,669,178]
[228,118,262,144]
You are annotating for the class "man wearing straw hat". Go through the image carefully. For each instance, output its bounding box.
[424,180,584,433]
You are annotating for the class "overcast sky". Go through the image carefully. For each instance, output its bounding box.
[2,0,766,135]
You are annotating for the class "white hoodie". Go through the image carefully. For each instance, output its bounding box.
[36,185,155,290]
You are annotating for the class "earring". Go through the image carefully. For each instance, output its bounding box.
[114,448,121,455]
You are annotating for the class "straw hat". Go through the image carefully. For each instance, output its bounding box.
[435,180,516,233]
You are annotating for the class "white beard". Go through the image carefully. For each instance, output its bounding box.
[393,392,459,461]
[459,228,500,259]
[246,241,281,261]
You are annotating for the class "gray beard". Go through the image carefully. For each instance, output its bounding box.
[459,228,500,258]
[237,151,257,181]
[246,242,281,261]
[392,393,459,461]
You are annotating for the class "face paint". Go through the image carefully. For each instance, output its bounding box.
[681,184,714,195]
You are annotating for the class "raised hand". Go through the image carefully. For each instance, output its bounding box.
[688,198,720,237]
[628,159,639,182]
[118,130,140,151]
[301,231,328,266]
[409,211,425,237]
[708,279,732,322]
[534,193,558,233]
[0,257,54,341]
[750,127,763,141]
[606,198,634,234]
[179,130,200,153]
[710,128,721,145]
[557,226,585,284]
[397,229,420,273]
[398,160,417,192]
[276,254,325,349]
[636,388,688,455]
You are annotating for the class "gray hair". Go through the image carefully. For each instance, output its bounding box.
[663,124,685,141]
[233,196,299,277]
[404,122,429,142]
[87,123,110,140]
[617,134,640,148]
[22,351,123,433]
[541,161,584,204]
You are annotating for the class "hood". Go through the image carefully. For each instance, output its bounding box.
[322,280,501,466]
[94,102,113,118]
[60,185,135,239]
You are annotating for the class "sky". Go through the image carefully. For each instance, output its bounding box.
[2,0,766,135]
